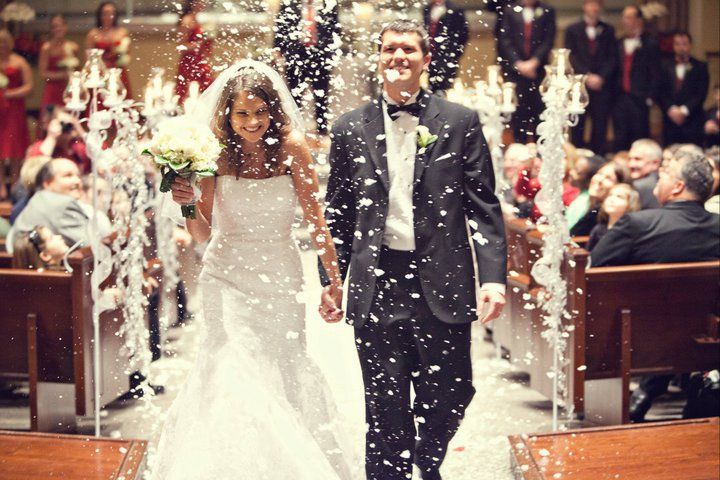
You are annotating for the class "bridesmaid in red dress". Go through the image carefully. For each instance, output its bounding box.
[85,1,132,98]
[176,0,213,101]
[39,15,80,110]
[0,29,32,200]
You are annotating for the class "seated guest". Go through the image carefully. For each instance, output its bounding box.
[590,150,720,421]
[570,160,631,236]
[27,106,90,173]
[658,31,709,147]
[704,84,719,148]
[9,155,51,223]
[565,154,605,231]
[611,150,630,168]
[628,138,663,209]
[501,143,531,205]
[705,146,719,214]
[587,183,640,251]
[12,225,69,270]
[7,158,89,253]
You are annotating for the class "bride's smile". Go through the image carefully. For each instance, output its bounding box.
[230,91,271,143]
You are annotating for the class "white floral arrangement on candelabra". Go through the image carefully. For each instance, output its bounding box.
[0,1,35,22]
[143,116,222,218]
[532,48,589,431]
[115,37,131,67]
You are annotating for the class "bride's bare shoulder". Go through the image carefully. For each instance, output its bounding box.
[283,129,309,151]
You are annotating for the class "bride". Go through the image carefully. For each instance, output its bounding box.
[150,60,354,479]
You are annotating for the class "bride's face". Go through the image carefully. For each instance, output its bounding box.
[230,91,271,143]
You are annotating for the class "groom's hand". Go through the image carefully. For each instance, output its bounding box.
[478,290,505,324]
[170,177,194,205]
[319,284,344,323]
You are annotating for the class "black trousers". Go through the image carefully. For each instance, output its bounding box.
[286,53,331,134]
[571,89,612,154]
[354,248,475,480]
[612,92,649,152]
[662,117,705,147]
[511,76,544,143]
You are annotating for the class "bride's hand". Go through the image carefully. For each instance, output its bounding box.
[170,177,195,205]
[319,283,344,323]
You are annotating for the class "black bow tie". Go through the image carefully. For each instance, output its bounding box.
[386,101,422,120]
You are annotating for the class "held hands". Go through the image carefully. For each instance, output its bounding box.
[668,106,687,126]
[477,289,506,324]
[170,177,196,206]
[319,283,344,323]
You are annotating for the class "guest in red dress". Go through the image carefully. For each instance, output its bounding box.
[85,1,132,98]
[39,15,80,111]
[0,29,32,200]
[175,0,213,101]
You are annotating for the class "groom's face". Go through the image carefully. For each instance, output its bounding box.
[379,31,430,89]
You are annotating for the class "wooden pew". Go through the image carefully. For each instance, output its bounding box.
[0,201,10,221]
[509,418,720,479]
[0,248,131,432]
[0,430,147,479]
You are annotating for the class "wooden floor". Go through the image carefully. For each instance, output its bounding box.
[0,431,147,480]
[509,418,720,479]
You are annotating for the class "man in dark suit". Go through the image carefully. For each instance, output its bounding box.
[657,31,710,147]
[497,0,556,142]
[591,149,719,421]
[628,138,662,209]
[319,20,506,480]
[273,0,340,134]
[612,5,661,151]
[564,0,617,154]
[422,0,468,93]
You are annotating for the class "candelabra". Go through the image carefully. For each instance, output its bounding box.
[447,66,517,197]
[63,49,154,437]
[531,48,589,431]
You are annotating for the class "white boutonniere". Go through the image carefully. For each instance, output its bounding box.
[535,7,544,17]
[416,125,438,152]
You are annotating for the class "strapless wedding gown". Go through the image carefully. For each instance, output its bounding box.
[150,175,355,480]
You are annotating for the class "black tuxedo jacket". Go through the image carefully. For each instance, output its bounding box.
[615,33,661,100]
[323,92,507,327]
[590,201,720,267]
[498,2,556,78]
[657,57,710,121]
[273,0,339,65]
[564,19,617,85]
[423,1,468,63]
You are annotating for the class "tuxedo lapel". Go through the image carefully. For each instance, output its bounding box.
[361,101,390,192]
[414,94,442,184]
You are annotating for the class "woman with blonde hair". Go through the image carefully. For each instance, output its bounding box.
[587,183,641,250]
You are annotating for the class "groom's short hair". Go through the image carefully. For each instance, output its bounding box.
[378,20,430,55]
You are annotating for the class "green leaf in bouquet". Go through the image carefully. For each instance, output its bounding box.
[153,155,171,166]
[141,148,152,156]
[195,170,216,178]
[169,160,191,171]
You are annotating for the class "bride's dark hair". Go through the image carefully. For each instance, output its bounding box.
[212,68,290,178]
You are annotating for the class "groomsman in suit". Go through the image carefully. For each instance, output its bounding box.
[497,0,556,142]
[565,0,617,154]
[657,31,710,147]
[320,20,506,480]
[273,0,340,134]
[422,0,469,93]
[612,5,661,151]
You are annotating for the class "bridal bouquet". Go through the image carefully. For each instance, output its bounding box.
[58,43,80,70]
[143,116,222,219]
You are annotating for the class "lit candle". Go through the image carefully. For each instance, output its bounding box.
[571,82,581,106]
[188,81,199,100]
[144,87,155,113]
[503,85,513,108]
[88,64,101,86]
[70,77,81,106]
[488,66,498,89]
[557,53,566,78]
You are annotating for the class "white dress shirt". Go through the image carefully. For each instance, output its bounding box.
[380,90,505,296]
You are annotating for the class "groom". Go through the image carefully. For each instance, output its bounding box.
[320,20,507,480]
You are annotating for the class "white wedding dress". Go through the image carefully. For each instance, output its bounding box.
[150,175,355,480]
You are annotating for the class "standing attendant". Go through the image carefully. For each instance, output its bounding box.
[657,31,709,147]
[274,0,340,135]
[422,0,468,94]
[612,5,660,151]
[0,29,32,201]
[86,1,132,97]
[320,20,506,480]
[497,0,556,142]
[175,0,213,101]
[564,0,617,154]
[39,15,79,110]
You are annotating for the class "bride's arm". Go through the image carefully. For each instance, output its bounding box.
[170,176,215,243]
[286,132,342,288]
